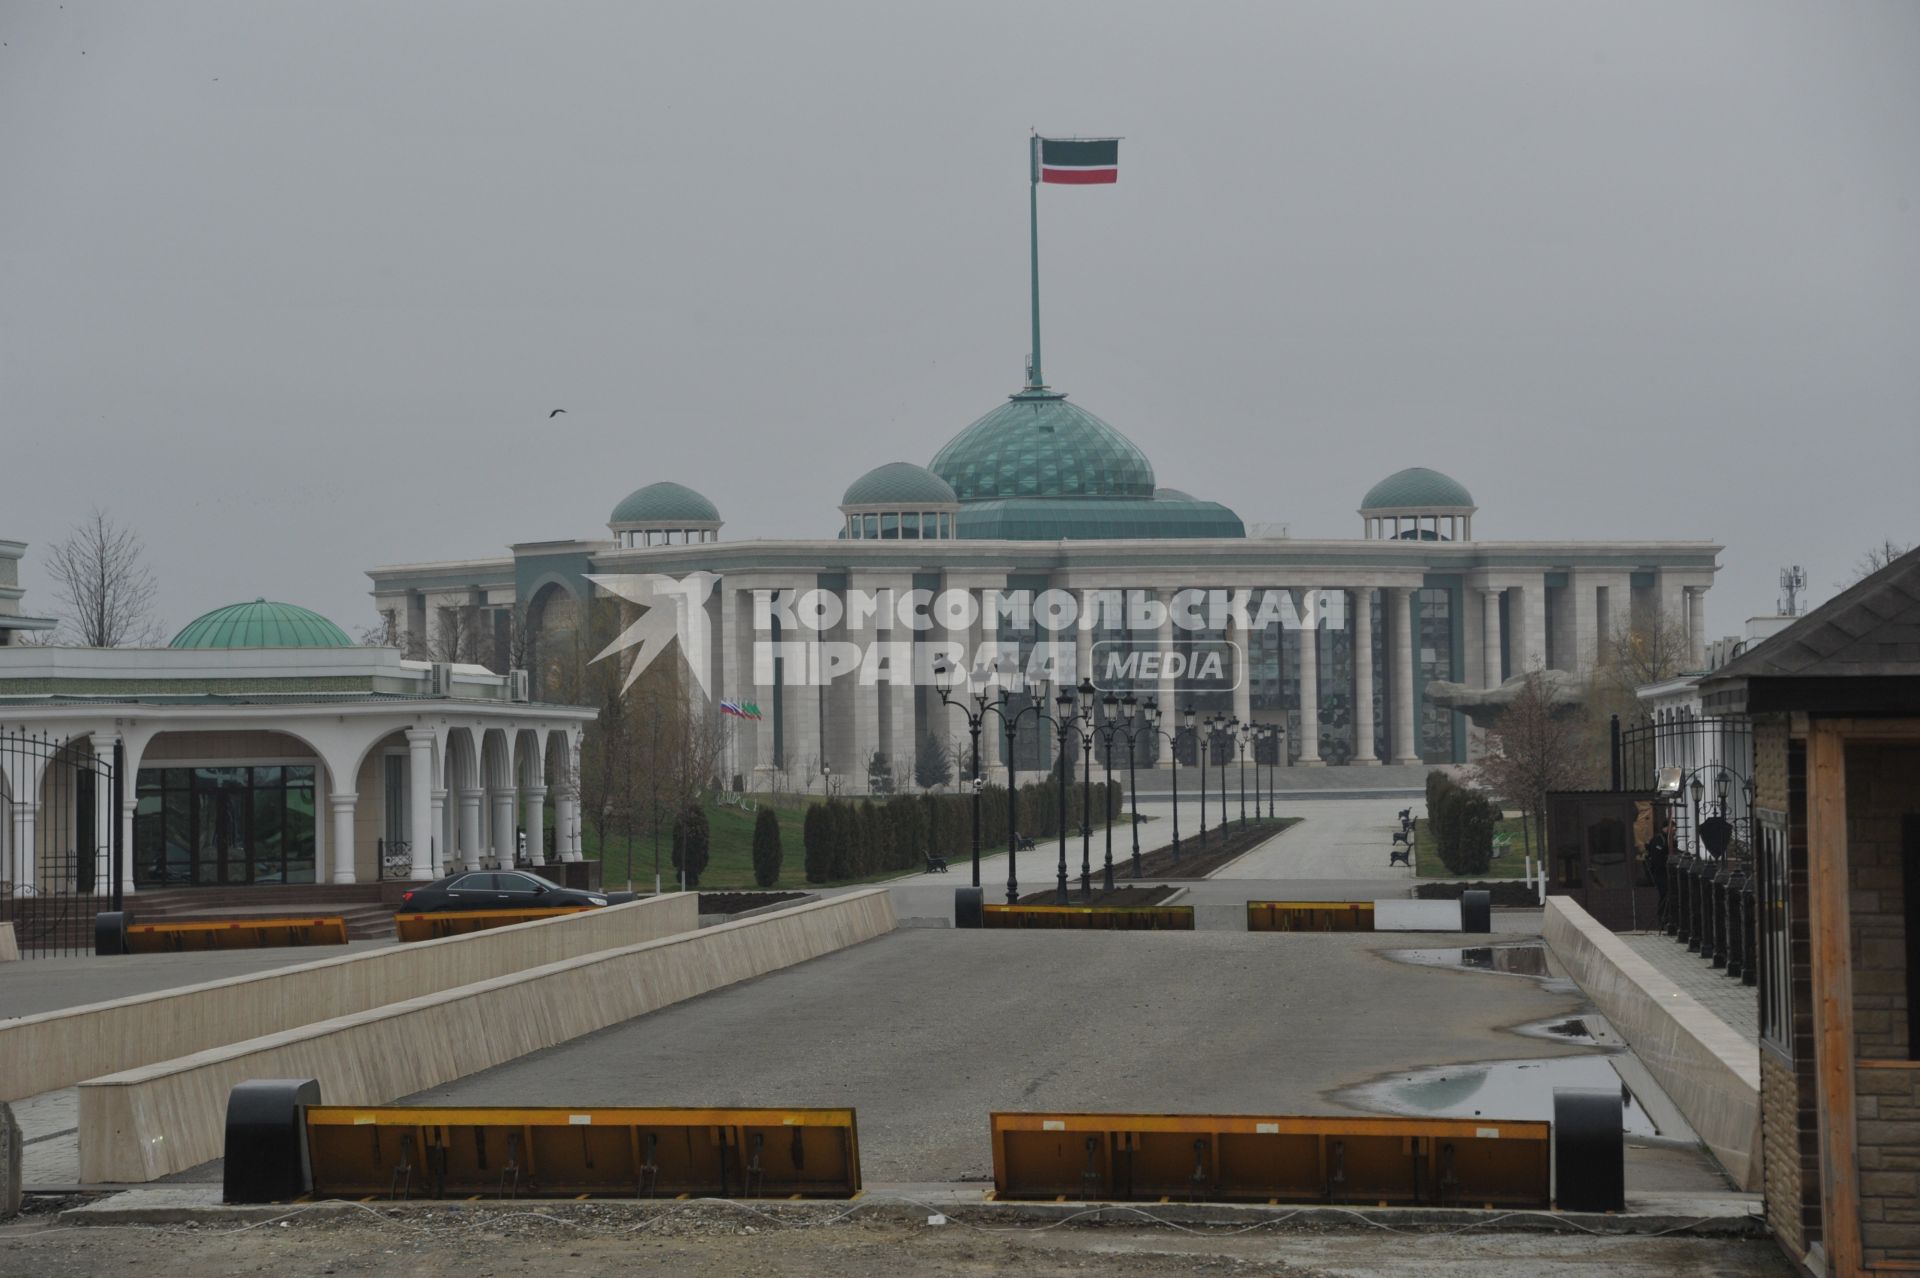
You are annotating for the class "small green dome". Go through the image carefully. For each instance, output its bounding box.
[1153,486,1196,502]
[843,462,958,507]
[171,599,353,650]
[609,481,720,526]
[931,391,1156,502]
[1361,467,1475,511]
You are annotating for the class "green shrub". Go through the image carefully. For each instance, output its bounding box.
[827,800,855,880]
[802,804,830,884]
[669,802,710,889]
[751,806,783,887]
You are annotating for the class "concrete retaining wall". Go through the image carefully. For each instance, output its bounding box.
[0,923,17,963]
[1541,896,1760,1189]
[78,889,896,1183]
[1,894,700,1101]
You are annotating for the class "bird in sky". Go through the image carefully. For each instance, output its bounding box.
[549,409,567,418]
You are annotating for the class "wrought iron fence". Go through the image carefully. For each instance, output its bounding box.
[2,729,124,958]
[1614,711,1755,857]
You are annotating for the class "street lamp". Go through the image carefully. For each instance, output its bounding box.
[934,657,992,887]
[1234,720,1251,831]
[1053,679,1080,904]
[1186,703,1206,848]
[1077,676,1097,900]
[982,669,1047,905]
[1120,692,1142,878]
[1095,688,1122,891]
[1139,698,1181,864]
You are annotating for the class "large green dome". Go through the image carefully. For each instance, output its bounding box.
[609,481,721,525]
[843,462,957,507]
[1361,467,1475,511]
[171,599,353,650]
[931,391,1156,502]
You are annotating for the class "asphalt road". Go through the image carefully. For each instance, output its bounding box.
[402,927,1728,1194]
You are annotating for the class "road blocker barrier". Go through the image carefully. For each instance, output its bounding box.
[1246,901,1376,933]
[112,916,350,954]
[223,1079,860,1201]
[980,903,1194,931]
[990,1111,1552,1208]
[395,907,591,943]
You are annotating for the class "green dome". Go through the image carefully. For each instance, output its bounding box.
[1153,486,1196,502]
[931,391,1156,502]
[609,481,720,525]
[1361,467,1475,511]
[170,599,353,650]
[843,462,957,507]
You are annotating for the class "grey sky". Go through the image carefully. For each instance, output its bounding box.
[4,0,1916,638]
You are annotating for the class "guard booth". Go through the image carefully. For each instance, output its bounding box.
[1543,790,1664,931]
[1698,546,1920,1275]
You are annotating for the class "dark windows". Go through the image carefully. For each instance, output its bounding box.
[133,765,317,888]
[1757,807,1793,1051]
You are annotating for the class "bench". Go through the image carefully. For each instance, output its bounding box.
[1013,834,1036,851]
[924,851,949,873]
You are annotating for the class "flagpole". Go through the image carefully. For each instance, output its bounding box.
[1028,132,1043,391]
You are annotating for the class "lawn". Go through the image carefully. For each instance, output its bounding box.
[1413,813,1539,880]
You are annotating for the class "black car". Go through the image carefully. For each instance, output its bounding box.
[396,871,634,913]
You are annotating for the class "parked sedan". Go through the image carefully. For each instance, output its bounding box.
[396,871,634,913]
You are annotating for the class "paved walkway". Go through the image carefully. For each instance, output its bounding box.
[1617,931,1759,1040]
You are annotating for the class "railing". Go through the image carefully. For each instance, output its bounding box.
[377,839,414,881]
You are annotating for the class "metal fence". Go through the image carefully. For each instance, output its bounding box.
[1614,711,1755,857]
[2,730,124,957]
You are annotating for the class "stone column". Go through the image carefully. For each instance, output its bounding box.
[458,788,485,871]
[565,731,585,859]
[1686,587,1707,670]
[328,793,358,884]
[1512,579,1547,673]
[782,605,823,790]
[406,729,436,879]
[12,803,36,890]
[1229,591,1254,735]
[720,583,751,782]
[1154,588,1178,742]
[92,736,117,896]
[431,787,449,875]
[1351,587,1378,765]
[1481,588,1503,687]
[491,786,516,868]
[1388,587,1421,765]
[1567,575,1597,672]
[1294,590,1322,766]
[521,785,547,866]
[120,794,138,896]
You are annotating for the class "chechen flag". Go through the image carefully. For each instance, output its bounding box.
[1040,137,1119,185]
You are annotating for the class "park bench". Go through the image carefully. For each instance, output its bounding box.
[924,851,949,873]
[1014,834,1036,851]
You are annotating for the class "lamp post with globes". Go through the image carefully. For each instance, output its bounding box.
[1186,704,1207,848]
[981,669,1051,904]
[1050,680,1087,904]
[934,658,993,888]
[1235,719,1254,831]
[1093,688,1147,891]
[1076,677,1097,899]
[1134,699,1183,863]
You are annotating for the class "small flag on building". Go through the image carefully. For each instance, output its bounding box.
[1039,137,1119,185]
[719,700,763,721]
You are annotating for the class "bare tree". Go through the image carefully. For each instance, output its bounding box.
[1604,616,1693,689]
[1840,538,1914,588]
[1471,670,1601,842]
[44,509,163,647]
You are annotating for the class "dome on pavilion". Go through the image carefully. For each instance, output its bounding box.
[170,599,354,649]
[930,390,1156,502]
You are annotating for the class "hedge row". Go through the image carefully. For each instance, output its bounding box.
[800,780,1123,884]
[1424,771,1499,878]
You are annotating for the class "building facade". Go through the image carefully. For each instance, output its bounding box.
[0,539,56,647]
[0,599,595,894]
[370,377,1721,792]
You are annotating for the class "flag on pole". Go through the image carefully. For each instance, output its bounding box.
[719,700,763,721]
[1039,137,1119,185]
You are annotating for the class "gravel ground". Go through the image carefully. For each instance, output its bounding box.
[0,1203,1795,1278]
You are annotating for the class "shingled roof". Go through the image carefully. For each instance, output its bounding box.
[1701,546,1920,713]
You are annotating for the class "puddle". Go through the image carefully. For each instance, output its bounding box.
[1342,1055,1660,1137]
[1387,943,1576,994]
[1514,1016,1596,1045]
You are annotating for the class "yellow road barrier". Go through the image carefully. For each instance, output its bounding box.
[302,1104,861,1199]
[990,1111,1550,1207]
[1246,901,1376,932]
[394,907,591,943]
[982,904,1193,931]
[124,917,348,953]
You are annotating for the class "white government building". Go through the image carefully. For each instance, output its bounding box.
[369,374,1721,790]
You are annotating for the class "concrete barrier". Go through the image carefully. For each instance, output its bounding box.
[1540,896,1760,1189]
[1,894,700,1102]
[78,889,896,1182]
[0,923,17,963]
